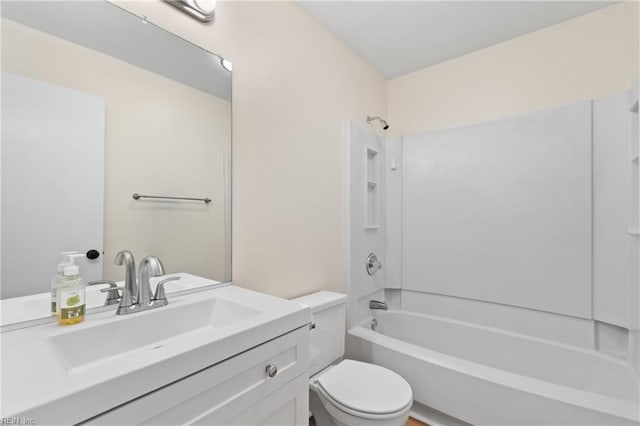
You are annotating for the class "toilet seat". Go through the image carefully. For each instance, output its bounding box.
[316,360,413,419]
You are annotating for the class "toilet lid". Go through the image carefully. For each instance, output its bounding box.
[317,360,412,415]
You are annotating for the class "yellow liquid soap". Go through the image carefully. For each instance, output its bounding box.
[56,266,86,326]
[57,312,84,325]
[57,293,85,325]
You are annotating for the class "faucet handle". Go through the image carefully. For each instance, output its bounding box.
[366,253,382,276]
[89,280,117,287]
[101,286,135,308]
[89,280,120,305]
[152,276,181,306]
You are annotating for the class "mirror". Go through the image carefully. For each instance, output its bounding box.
[0,1,232,325]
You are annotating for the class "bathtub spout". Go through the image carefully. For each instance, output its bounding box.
[369,300,388,310]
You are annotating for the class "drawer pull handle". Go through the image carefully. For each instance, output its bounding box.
[265,364,278,378]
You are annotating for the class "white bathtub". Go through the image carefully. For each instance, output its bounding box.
[348,310,640,425]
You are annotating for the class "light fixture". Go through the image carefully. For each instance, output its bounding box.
[221,58,232,72]
[165,0,216,23]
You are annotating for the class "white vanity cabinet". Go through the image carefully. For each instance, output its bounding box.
[84,326,309,425]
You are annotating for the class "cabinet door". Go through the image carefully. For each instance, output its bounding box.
[86,326,309,425]
[221,374,309,426]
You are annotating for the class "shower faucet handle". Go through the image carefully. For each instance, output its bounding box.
[366,253,382,276]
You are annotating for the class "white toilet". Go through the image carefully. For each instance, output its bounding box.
[293,291,413,426]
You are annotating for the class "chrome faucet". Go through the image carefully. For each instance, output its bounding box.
[114,250,136,304]
[137,256,165,306]
[369,300,388,310]
[109,251,180,315]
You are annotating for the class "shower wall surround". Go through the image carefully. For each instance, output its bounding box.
[342,121,387,327]
[402,102,592,319]
[390,89,638,361]
[593,91,638,329]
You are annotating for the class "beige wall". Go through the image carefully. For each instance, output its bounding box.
[388,2,639,137]
[113,1,388,298]
[2,18,231,282]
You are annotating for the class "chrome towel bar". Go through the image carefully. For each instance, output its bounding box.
[132,193,212,204]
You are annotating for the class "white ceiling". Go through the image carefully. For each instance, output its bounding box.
[1,1,231,100]
[298,1,616,79]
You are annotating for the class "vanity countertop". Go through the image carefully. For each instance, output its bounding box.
[0,284,310,424]
[0,272,220,327]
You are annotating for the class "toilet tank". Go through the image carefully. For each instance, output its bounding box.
[293,291,346,376]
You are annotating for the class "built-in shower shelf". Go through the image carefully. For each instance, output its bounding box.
[365,146,380,229]
[630,92,639,240]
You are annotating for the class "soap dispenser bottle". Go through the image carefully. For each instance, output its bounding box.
[51,251,78,316]
[56,254,86,325]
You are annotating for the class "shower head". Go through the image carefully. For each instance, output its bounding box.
[366,115,389,130]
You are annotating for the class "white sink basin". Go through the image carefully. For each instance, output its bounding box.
[48,298,261,372]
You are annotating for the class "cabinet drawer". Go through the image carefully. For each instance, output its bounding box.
[86,326,309,425]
